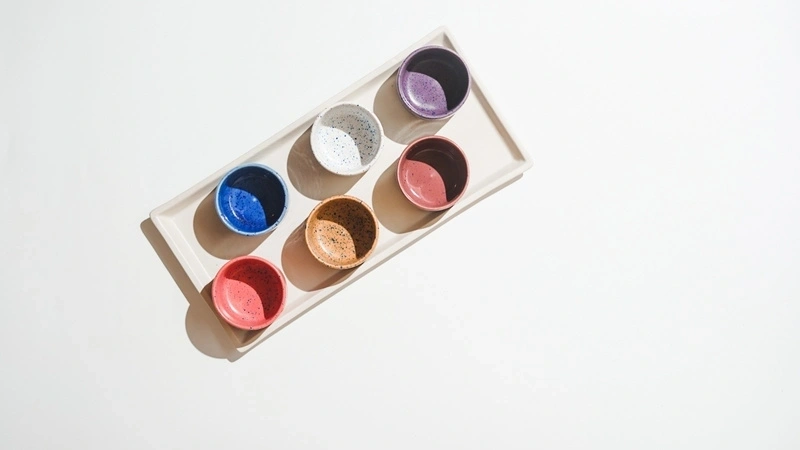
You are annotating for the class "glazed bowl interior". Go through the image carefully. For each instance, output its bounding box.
[215,164,288,235]
[310,103,384,175]
[305,196,379,269]
[212,256,286,330]
[397,46,470,119]
[397,136,469,211]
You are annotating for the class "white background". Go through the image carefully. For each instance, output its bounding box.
[2,1,799,448]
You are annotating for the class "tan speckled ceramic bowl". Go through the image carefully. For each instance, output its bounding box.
[305,195,380,270]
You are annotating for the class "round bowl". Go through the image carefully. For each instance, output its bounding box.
[310,103,384,176]
[397,46,471,120]
[211,256,286,330]
[305,195,379,269]
[397,136,469,211]
[215,164,288,236]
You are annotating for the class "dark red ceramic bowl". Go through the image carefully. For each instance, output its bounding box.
[396,136,469,211]
[211,256,286,330]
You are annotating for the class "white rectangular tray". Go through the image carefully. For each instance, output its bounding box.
[150,26,532,355]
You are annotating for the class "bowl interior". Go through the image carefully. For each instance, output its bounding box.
[212,257,286,330]
[216,165,287,235]
[398,47,470,118]
[398,137,469,210]
[306,197,378,269]
[311,104,382,175]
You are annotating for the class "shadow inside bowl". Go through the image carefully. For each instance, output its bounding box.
[315,105,382,169]
[400,49,470,113]
[308,198,377,265]
[372,70,450,145]
[280,223,354,292]
[371,160,444,234]
[287,126,365,200]
[215,260,284,330]
[401,143,468,206]
[217,166,287,235]
[193,190,270,260]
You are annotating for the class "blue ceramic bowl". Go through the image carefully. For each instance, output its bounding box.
[215,164,288,236]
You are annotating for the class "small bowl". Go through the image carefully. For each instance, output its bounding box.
[305,195,379,269]
[215,164,288,236]
[397,136,469,211]
[310,103,384,176]
[397,46,471,120]
[211,256,286,330]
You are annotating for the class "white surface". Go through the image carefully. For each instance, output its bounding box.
[150,27,530,354]
[2,1,799,448]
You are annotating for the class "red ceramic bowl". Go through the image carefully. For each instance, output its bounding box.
[396,136,469,211]
[211,256,286,330]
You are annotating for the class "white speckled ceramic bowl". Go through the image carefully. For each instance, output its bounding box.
[310,103,384,176]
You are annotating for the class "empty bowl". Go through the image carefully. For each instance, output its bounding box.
[305,195,379,269]
[397,136,469,211]
[310,103,384,176]
[211,256,286,330]
[215,164,288,236]
[397,46,471,120]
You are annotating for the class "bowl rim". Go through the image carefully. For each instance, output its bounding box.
[211,255,287,330]
[214,163,289,236]
[396,135,470,211]
[310,102,385,176]
[396,45,472,120]
[304,195,380,270]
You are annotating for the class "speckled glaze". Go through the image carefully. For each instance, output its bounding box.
[310,103,384,176]
[211,256,286,330]
[305,195,379,270]
[215,164,288,235]
[397,136,469,211]
[397,46,471,120]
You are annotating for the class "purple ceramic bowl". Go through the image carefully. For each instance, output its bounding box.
[396,46,471,120]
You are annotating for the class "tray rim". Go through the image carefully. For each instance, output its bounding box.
[149,25,534,353]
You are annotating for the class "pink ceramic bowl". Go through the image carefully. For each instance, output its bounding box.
[396,136,469,211]
[211,256,286,330]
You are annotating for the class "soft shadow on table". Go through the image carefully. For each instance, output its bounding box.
[281,223,354,292]
[371,160,445,233]
[373,70,450,145]
[193,190,270,260]
[286,126,365,200]
[141,218,247,362]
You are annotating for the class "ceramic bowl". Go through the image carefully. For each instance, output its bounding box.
[215,164,288,236]
[310,103,384,176]
[397,46,471,119]
[305,195,379,269]
[211,256,286,330]
[397,136,469,211]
